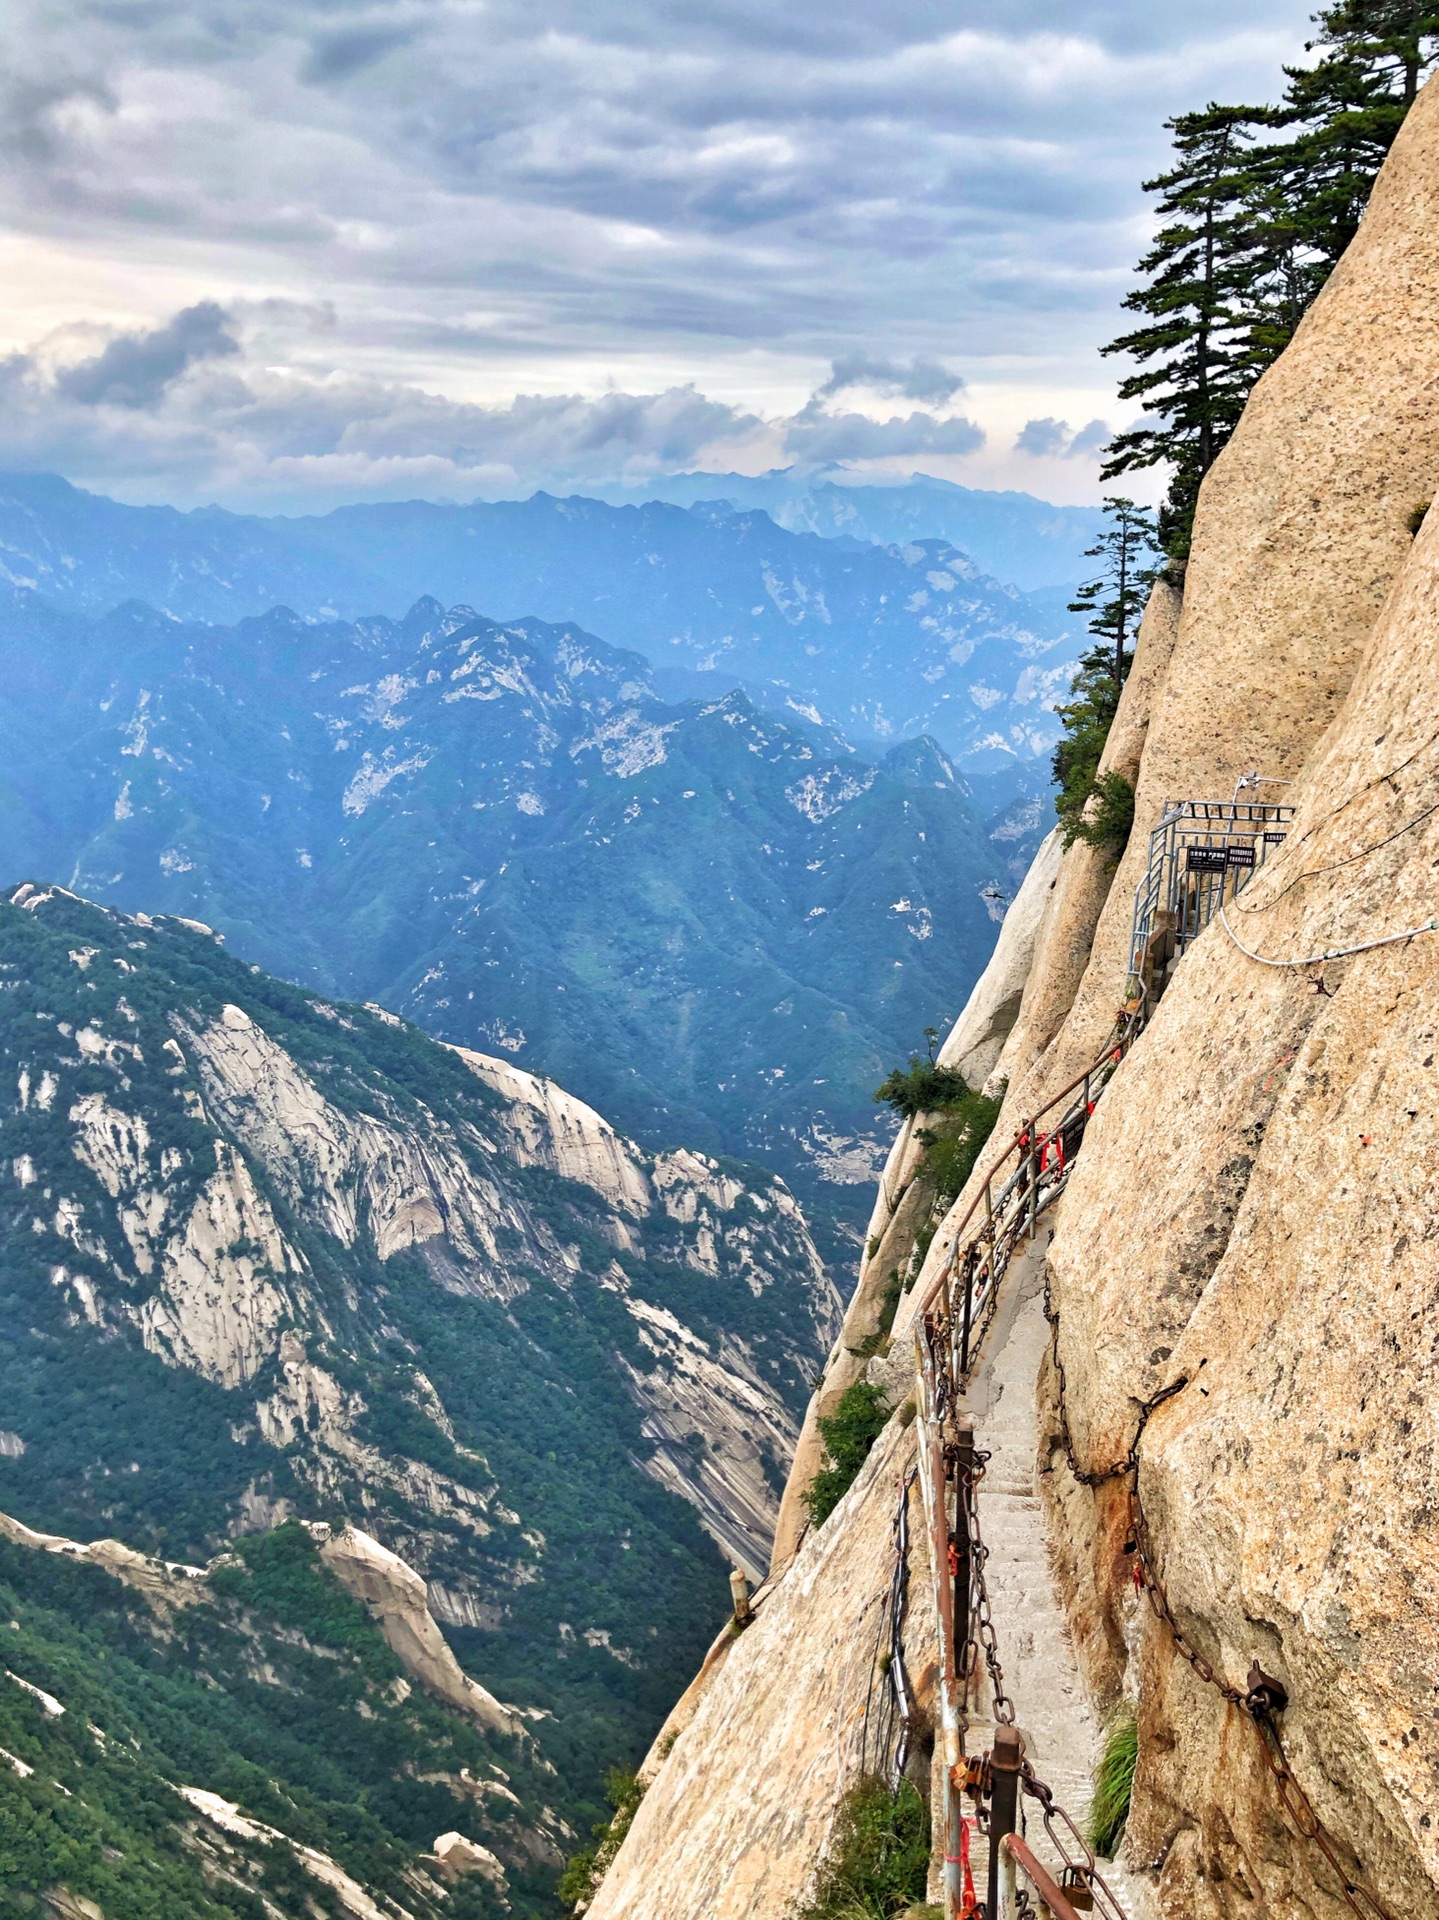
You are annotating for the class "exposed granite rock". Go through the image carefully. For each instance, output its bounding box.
[587,1412,936,1920]
[986,572,1180,1109]
[939,826,1064,1090]
[0,1507,208,1609]
[316,1523,516,1733]
[1043,489,1439,1914]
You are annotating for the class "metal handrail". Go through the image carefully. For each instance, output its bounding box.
[998,1833,1083,1920]
[912,1009,1148,1920]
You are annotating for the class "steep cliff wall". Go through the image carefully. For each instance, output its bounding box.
[1043,482,1439,1916]
[593,70,1439,1920]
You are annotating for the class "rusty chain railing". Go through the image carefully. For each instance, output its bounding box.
[912,1010,1146,1920]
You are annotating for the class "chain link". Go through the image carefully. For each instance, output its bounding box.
[954,1447,1017,1727]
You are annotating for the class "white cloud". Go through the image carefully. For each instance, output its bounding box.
[0,0,1316,505]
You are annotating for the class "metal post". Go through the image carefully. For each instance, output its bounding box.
[988,1726,1022,1913]
[997,1837,1018,1920]
[959,1246,974,1379]
[1027,1138,1039,1240]
[729,1567,752,1626]
[952,1419,973,1704]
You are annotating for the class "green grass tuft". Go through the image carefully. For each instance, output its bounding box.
[792,1778,931,1919]
[1088,1705,1138,1857]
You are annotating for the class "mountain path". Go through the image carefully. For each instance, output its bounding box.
[960,1238,1154,1917]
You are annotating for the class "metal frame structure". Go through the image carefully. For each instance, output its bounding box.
[912,1010,1147,1918]
[1127,798,1295,999]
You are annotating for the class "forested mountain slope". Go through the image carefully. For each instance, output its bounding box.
[0,1513,559,1920]
[0,598,1016,1197]
[0,476,1081,772]
[0,885,840,1897]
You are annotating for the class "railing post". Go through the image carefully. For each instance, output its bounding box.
[997,1836,1018,1920]
[1027,1138,1040,1240]
[952,1417,973,1694]
[988,1726,1022,1913]
[959,1247,974,1379]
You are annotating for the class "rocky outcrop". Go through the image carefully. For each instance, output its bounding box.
[598,72,1439,1920]
[987,574,1180,1099]
[315,1523,516,1733]
[0,1508,208,1608]
[938,825,1065,1090]
[431,1831,507,1887]
[180,1787,404,1920]
[587,1412,936,1920]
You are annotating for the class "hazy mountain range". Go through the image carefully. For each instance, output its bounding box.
[0,473,1083,777]
[587,468,1107,591]
[0,594,1026,1204]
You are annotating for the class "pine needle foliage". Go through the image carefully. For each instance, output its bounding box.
[801,1384,892,1529]
[1053,499,1159,851]
[791,1778,932,1920]
[1101,1,1439,559]
[1088,1707,1139,1859]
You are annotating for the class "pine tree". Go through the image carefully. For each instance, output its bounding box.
[1259,2,1439,273]
[1099,3,1439,561]
[1099,107,1267,558]
[1052,499,1161,850]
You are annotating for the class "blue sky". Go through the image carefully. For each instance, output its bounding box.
[0,0,1316,510]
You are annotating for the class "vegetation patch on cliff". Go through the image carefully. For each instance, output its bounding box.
[1088,1707,1138,1859]
[791,1777,931,1920]
[557,1767,645,1913]
[801,1384,892,1529]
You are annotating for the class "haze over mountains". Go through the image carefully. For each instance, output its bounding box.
[0,594,1019,1201]
[586,469,1106,592]
[0,469,1076,1207]
[0,473,1084,778]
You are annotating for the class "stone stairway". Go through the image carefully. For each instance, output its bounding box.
[960,1237,1154,1918]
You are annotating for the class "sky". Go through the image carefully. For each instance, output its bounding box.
[0,0,1319,513]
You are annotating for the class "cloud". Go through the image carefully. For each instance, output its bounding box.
[817,354,966,404]
[0,1,1314,502]
[0,310,770,507]
[784,408,985,461]
[1014,415,1111,459]
[1014,416,1069,457]
[55,304,241,411]
[1065,417,1111,458]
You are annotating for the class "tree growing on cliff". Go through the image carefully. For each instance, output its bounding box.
[1103,1,1439,559]
[1100,108,1267,557]
[1053,498,1161,850]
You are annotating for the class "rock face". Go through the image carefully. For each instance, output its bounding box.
[316,1524,515,1732]
[0,884,839,1843]
[938,824,1064,1092]
[1043,485,1439,1915]
[595,72,1439,1920]
[587,1414,936,1920]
